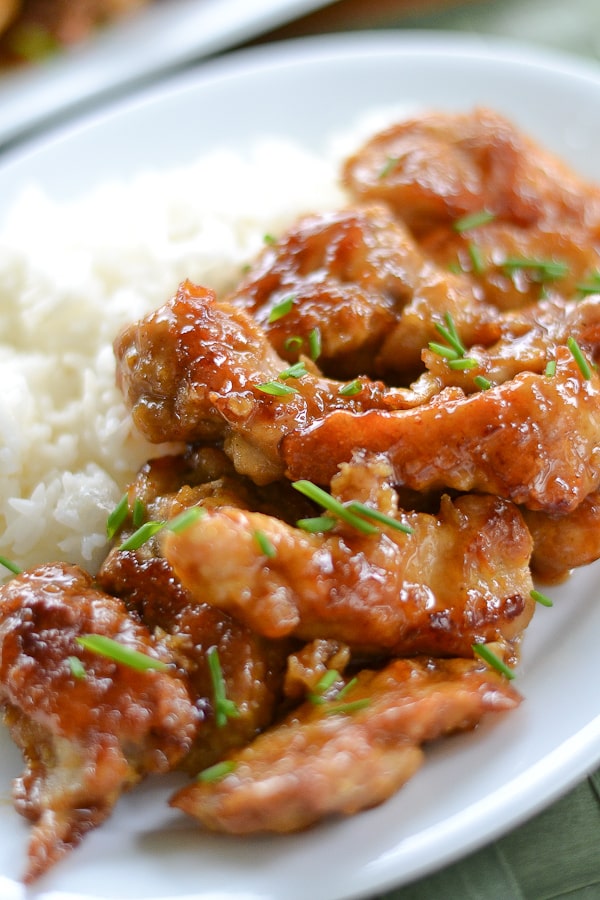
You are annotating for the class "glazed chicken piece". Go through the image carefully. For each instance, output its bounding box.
[164,453,535,659]
[97,446,305,773]
[421,294,600,393]
[0,562,197,882]
[283,348,600,514]
[171,656,521,834]
[342,107,600,238]
[114,280,438,484]
[523,489,600,583]
[420,220,600,312]
[229,202,504,382]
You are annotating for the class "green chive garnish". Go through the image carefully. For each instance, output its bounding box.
[501,257,569,281]
[309,668,341,703]
[338,379,363,397]
[323,698,370,716]
[345,501,414,535]
[118,521,165,551]
[472,643,515,680]
[207,646,240,728]
[576,271,600,296]
[448,356,478,371]
[428,341,460,361]
[106,493,129,540]
[254,529,276,558]
[279,361,308,380]
[0,556,22,575]
[296,515,337,533]
[473,375,492,390]
[378,155,398,178]
[453,210,496,232]
[468,243,486,275]
[255,380,299,396]
[567,336,592,379]
[284,335,303,352]
[268,295,295,323]
[68,655,87,680]
[435,312,467,357]
[76,634,170,672]
[197,760,237,783]
[132,498,145,528]
[530,589,553,608]
[544,359,557,377]
[308,327,321,360]
[292,481,379,535]
[168,506,206,533]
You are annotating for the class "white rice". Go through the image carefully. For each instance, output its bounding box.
[0,137,347,577]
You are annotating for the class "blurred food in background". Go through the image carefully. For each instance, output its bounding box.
[0,0,150,66]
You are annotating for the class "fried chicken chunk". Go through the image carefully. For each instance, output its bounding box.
[0,563,197,882]
[283,348,600,514]
[171,656,521,834]
[97,447,302,773]
[164,454,534,658]
[114,280,435,484]
[343,106,600,237]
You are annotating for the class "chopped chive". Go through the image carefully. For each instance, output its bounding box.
[428,341,460,361]
[207,646,240,728]
[268,295,295,323]
[67,655,86,680]
[308,327,321,360]
[0,555,22,575]
[336,676,358,700]
[197,760,237,783]
[118,520,165,551]
[530,589,553,608]
[167,506,205,533]
[448,356,478,371]
[467,242,486,275]
[471,643,515,680]
[323,698,371,716]
[254,529,276,558]
[453,210,496,232]
[255,380,299,396]
[309,668,341,703]
[132,497,145,528]
[544,359,557,377]
[435,312,467,357]
[263,233,276,245]
[284,335,303,352]
[576,271,600,296]
[76,634,170,672]
[567,336,592,379]
[378,155,398,178]
[473,375,492,390]
[292,481,379,535]
[338,379,363,397]
[106,493,129,540]
[501,257,569,281]
[279,361,308,380]
[345,501,414,535]
[296,515,337,533]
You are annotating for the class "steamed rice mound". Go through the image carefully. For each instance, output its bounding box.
[0,140,346,575]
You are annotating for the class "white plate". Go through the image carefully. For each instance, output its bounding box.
[0,0,336,148]
[1,30,600,900]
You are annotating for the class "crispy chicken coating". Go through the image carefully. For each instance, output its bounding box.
[171,656,521,834]
[283,349,600,514]
[164,454,534,658]
[114,281,435,484]
[0,563,197,882]
[343,106,600,237]
[97,447,301,773]
[523,489,600,583]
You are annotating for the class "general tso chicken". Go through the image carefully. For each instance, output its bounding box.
[2,106,600,882]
